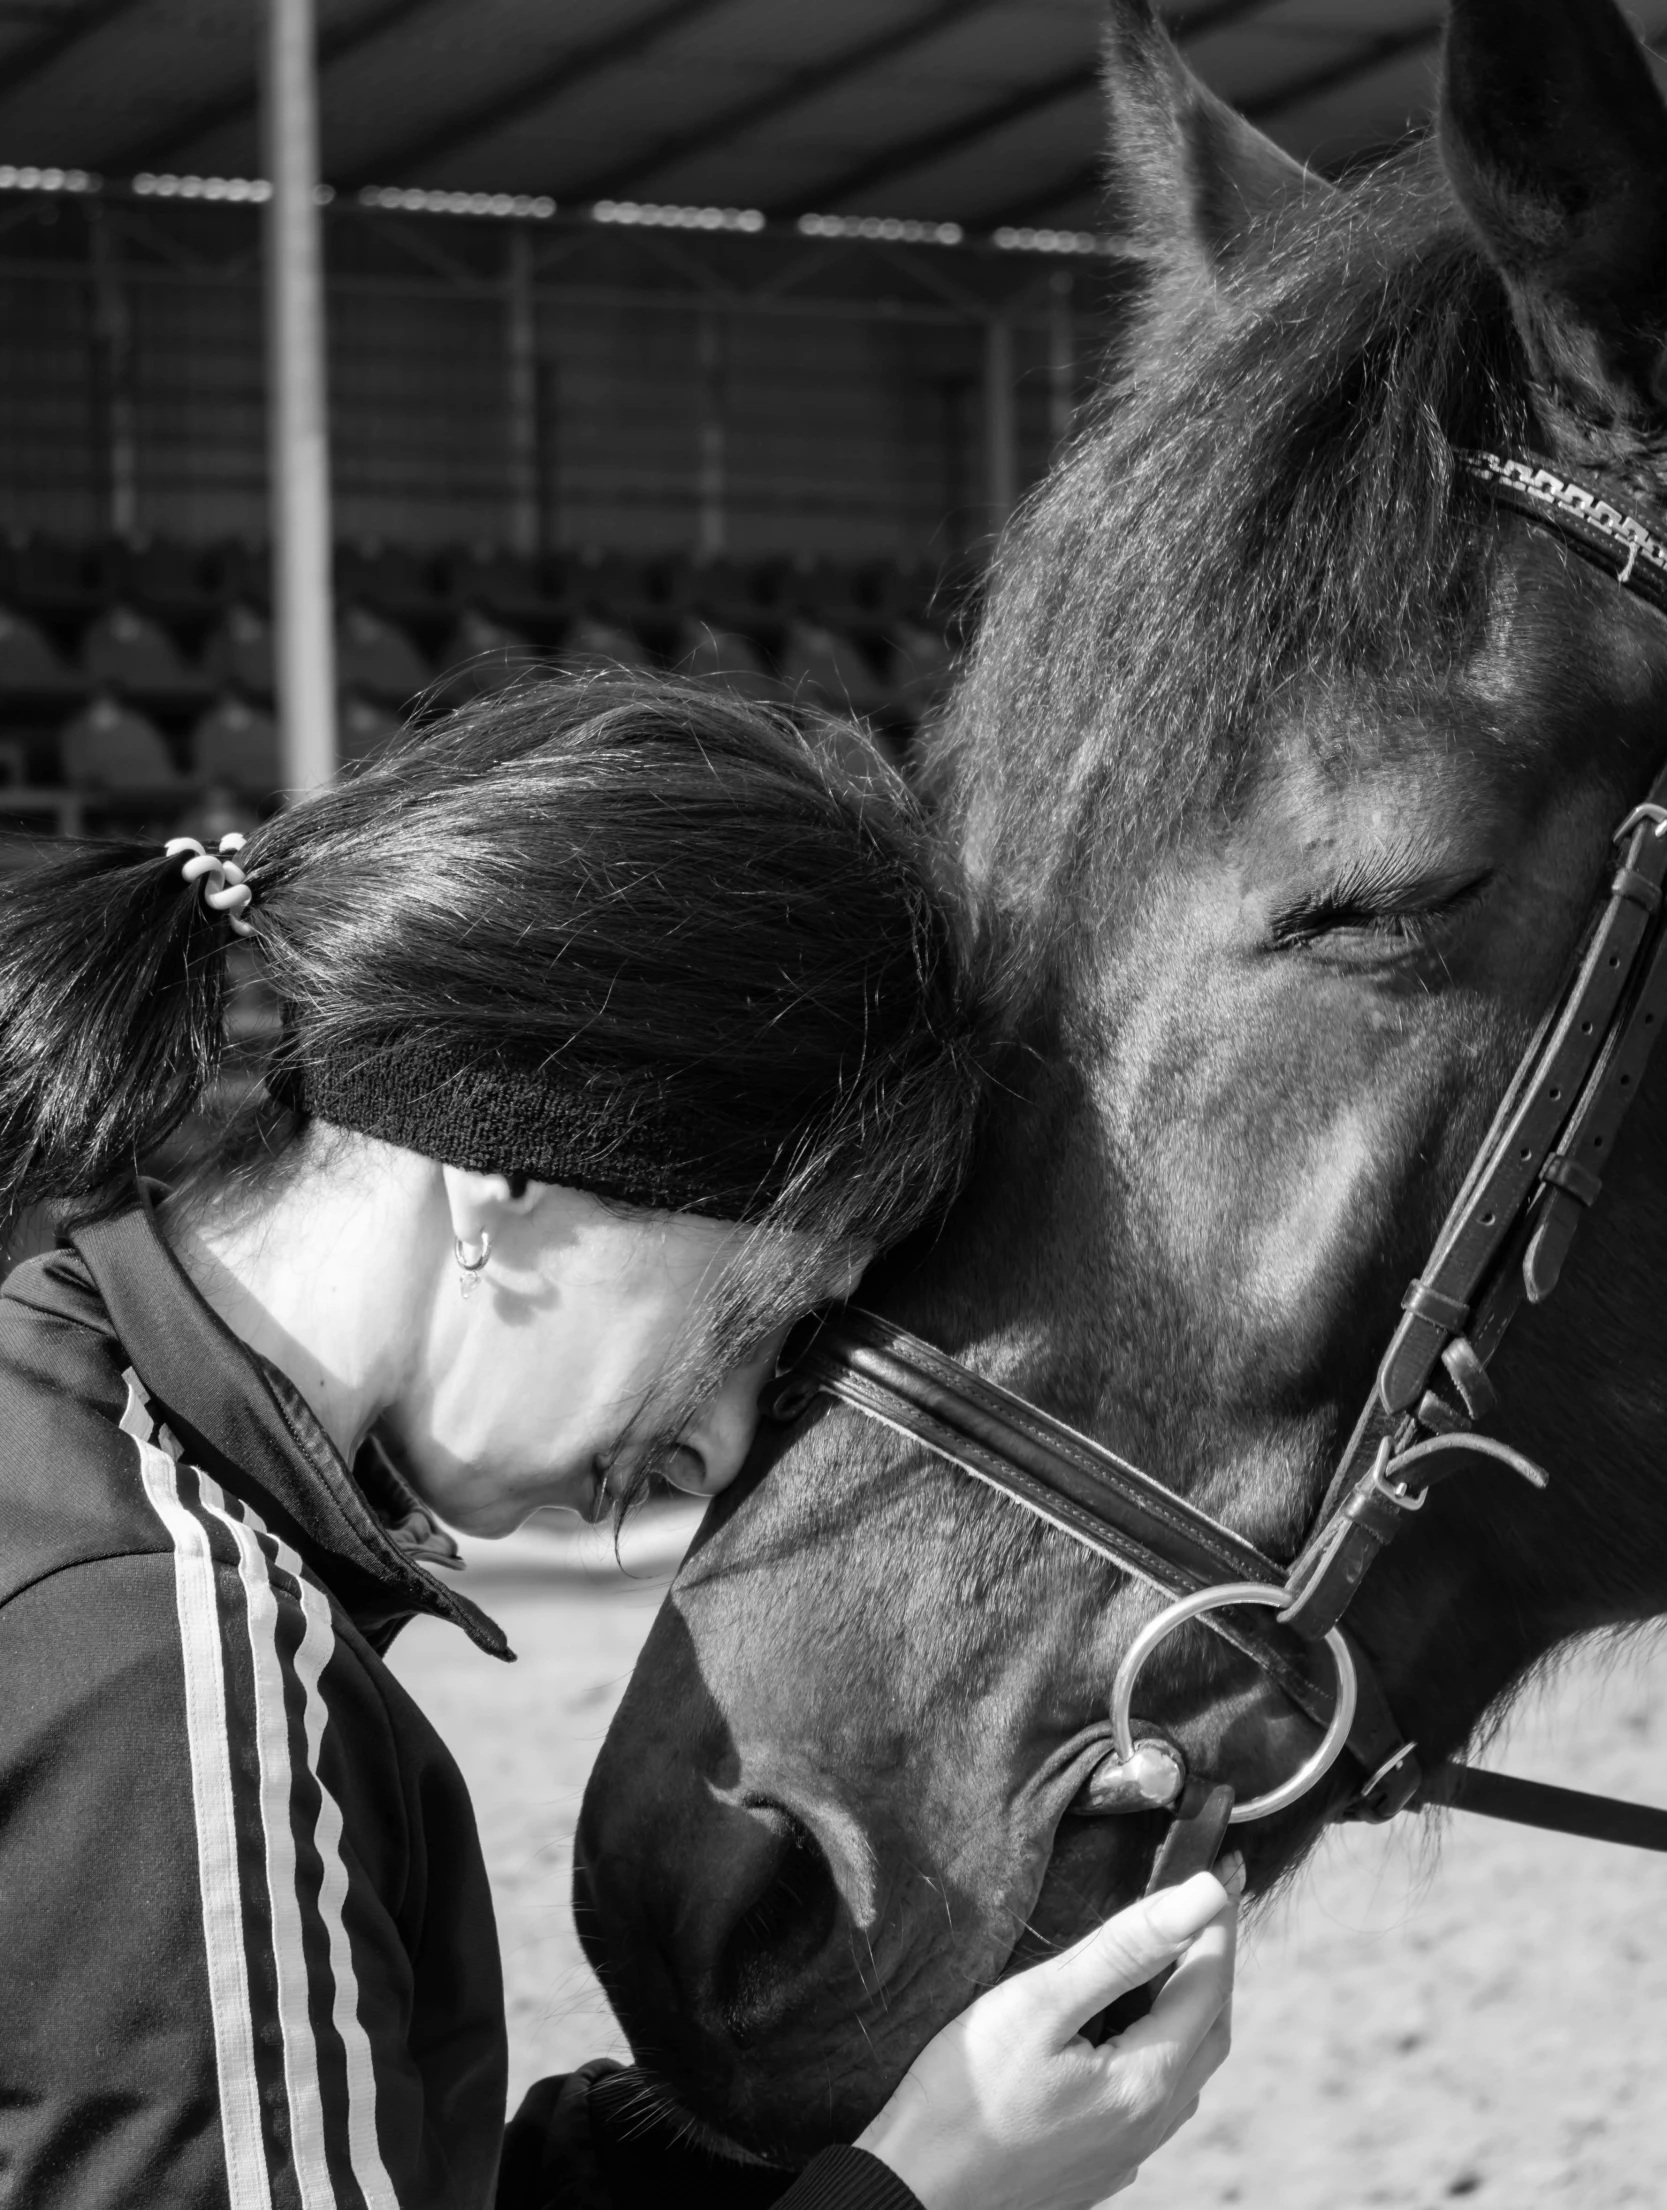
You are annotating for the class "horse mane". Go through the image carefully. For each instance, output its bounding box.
[938,147,1540,977]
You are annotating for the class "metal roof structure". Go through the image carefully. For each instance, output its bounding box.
[7,0,1667,237]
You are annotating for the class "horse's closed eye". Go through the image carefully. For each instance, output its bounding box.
[1267,869,1494,958]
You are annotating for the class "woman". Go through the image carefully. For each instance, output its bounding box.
[0,677,1237,2210]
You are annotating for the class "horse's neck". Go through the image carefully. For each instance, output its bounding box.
[1492,1109,1667,1626]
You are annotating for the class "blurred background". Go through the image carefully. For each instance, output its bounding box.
[0,0,1546,854]
[4,6,1667,2202]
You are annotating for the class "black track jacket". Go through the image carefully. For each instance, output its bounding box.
[0,1203,917,2210]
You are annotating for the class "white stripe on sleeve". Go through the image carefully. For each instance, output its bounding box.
[193,1469,399,2210]
[121,1376,274,2210]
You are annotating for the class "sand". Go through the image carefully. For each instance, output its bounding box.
[387,1511,1667,2208]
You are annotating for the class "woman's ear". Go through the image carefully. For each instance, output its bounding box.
[439,1166,547,1248]
[1441,0,1667,426]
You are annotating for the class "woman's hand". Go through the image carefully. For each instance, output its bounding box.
[855,1860,1242,2210]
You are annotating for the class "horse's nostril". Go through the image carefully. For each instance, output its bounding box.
[715,1801,839,2046]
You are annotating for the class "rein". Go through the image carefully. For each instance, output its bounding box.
[768,447,1667,1864]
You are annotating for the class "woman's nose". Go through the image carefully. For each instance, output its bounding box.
[666,1334,787,1497]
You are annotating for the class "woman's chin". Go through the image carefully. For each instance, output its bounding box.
[438,1470,603,1538]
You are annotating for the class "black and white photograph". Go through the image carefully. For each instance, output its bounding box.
[1,3,1665,2205]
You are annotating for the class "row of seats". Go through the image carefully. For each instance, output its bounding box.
[0,532,966,637]
[0,536,972,809]
[0,690,404,800]
[0,599,955,716]
[0,614,957,807]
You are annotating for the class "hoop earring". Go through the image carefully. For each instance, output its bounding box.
[454,1232,491,1300]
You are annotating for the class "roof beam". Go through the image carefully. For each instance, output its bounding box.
[782,0,1279,215]
[981,159,1104,229]
[107,0,446,171]
[350,0,750,185]
[774,64,1095,216]
[558,0,1002,203]
[1240,16,1442,123]
[982,12,1442,229]
[0,0,148,107]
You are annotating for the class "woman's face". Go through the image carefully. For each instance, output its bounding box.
[385,1182,827,1536]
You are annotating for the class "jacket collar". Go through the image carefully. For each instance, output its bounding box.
[41,1200,511,1660]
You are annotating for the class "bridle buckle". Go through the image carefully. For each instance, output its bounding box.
[1367,1434,1427,1513]
[1614,801,1667,843]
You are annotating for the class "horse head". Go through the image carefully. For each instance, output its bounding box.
[576,0,1667,2162]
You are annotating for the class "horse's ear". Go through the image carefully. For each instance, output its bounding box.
[1441,0,1667,424]
[1100,0,1331,273]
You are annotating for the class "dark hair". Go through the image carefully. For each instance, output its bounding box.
[0,675,983,1306]
[948,156,1536,970]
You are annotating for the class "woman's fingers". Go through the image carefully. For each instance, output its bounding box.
[1010,1871,1236,2045]
[1110,1880,1238,2067]
[855,1867,1244,2210]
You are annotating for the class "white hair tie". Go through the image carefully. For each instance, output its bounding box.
[165,832,255,938]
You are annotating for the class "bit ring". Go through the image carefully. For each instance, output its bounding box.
[1110,1581,1359,1823]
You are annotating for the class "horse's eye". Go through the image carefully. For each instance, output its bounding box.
[1268,871,1494,960]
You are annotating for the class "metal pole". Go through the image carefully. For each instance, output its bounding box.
[262,0,336,788]
[505,227,541,557]
[1047,268,1076,453]
[984,314,1016,538]
[86,204,138,539]
[696,305,726,560]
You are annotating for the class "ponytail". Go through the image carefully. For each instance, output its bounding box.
[0,838,240,1224]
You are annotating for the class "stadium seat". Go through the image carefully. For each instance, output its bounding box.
[556,613,653,673]
[0,605,80,698]
[887,619,957,725]
[59,690,182,790]
[673,617,779,702]
[192,692,280,796]
[80,602,207,702]
[682,558,757,626]
[98,537,214,622]
[199,539,270,611]
[846,560,911,622]
[436,606,538,703]
[339,689,403,763]
[569,550,658,629]
[1,532,95,619]
[436,546,553,631]
[336,539,440,624]
[785,554,863,627]
[201,603,275,697]
[335,603,431,704]
[778,617,891,720]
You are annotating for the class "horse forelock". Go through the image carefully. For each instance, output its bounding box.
[936,150,1542,986]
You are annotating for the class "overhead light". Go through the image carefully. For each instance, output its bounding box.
[0,165,99,194]
[134,173,280,202]
[991,225,1110,255]
[358,185,556,219]
[592,199,765,233]
[797,212,964,246]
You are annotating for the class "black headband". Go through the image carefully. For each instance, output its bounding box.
[282,1034,795,1220]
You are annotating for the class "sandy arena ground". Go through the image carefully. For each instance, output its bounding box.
[387,1508,1667,2209]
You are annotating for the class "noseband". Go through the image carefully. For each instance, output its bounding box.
[769,448,1667,1865]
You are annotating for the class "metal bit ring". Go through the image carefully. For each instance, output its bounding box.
[1110,1581,1359,1824]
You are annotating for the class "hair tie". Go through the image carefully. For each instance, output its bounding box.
[165,833,255,938]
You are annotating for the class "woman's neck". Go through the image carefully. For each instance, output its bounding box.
[160,1131,441,1465]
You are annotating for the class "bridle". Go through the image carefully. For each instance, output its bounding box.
[767,448,1667,1871]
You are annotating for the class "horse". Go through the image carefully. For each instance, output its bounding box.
[574,0,1667,2165]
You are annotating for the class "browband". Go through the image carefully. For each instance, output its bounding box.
[1456,450,1667,617]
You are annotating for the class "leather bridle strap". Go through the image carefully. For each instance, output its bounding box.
[1421,1763,1667,1851]
[762,447,1667,1858]
[1280,457,1667,1641]
[768,1309,1414,1792]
